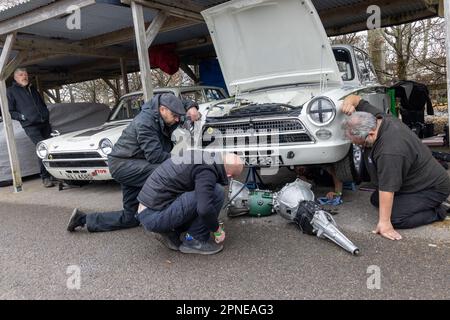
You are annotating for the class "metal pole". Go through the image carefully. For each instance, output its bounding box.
[445,0,450,142]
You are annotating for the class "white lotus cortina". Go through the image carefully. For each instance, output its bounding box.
[181,0,390,181]
[36,86,228,183]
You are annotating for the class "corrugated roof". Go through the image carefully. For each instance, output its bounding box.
[0,0,441,88]
[0,0,56,21]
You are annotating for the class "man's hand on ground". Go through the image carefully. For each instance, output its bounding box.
[326,191,341,200]
[373,221,402,241]
[214,226,225,244]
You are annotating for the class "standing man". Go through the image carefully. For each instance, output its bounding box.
[341,95,450,240]
[67,93,199,233]
[7,68,54,187]
[136,152,244,255]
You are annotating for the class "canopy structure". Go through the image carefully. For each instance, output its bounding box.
[0,0,446,192]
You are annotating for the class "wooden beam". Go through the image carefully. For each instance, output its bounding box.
[0,34,15,74]
[176,36,212,52]
[146,10,168,48]
[0,33,22,192]
[44,89,57,103]
[35,75,44,97]
[55,88,61,103]
[180,63,198,83]
[122,0,204,22]
[7,36,133,59]
[131,1,153,101]
[81,16,199,49]
[439,0,445,17]
[1,51,28,80]
[102,77,121,97]
[120,58,130,94]
[20,53,65,67]
[325,9,437,36]
[0,0,96,36]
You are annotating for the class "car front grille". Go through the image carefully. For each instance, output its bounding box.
[45,151,107,168]
[201,118,313,148]
[46,160,108,168]
[48,152,103,160]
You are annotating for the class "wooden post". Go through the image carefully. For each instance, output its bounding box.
[55,87,61,103]
[0,33,22,192]
[131,1,153,102]
[120,58,130,94]
[445,0,450,144]
[35,75,44,98]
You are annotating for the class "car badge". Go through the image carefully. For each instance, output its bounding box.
[48,155,53,160]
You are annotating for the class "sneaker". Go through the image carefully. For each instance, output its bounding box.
[67,208,86,232]
[179,236,223,255]
[154,232,182,251]
[440,201,450,213]
[43,178,55,188]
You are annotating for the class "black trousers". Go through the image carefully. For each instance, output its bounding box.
[370,190,448,229]
[86,159,156,232]
[23,122,52,180]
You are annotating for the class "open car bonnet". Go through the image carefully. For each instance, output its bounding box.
[202,0,343,96]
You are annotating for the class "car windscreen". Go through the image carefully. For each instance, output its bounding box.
[108,94,145,121]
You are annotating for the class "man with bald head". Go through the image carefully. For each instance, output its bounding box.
[136,151,244,255]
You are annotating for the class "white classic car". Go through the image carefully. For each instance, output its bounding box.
[180,0,389,181]
[36,86,228,183]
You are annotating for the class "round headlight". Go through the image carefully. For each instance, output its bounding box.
[99,138,113,155]
[307,97,336,126]
[36,142,48,159]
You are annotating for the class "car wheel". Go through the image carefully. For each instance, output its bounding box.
[334,144,361,183]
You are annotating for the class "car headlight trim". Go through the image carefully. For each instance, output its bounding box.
[36,142,48,159]
[99,138,113,155]
[307,97,336,126]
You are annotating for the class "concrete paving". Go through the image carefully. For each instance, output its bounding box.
[0,168,449,300]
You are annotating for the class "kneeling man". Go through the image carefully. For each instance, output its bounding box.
[341,96,450,240]
[136,152,244,254]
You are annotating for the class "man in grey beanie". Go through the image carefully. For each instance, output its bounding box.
[67,93,199,233]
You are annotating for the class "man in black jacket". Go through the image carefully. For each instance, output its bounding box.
[136,151,244,255]
[7,68,54,187]
[67,93,199,233]
[341,95,450,241]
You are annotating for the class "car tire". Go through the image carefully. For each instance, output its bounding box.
[334,144,361,183]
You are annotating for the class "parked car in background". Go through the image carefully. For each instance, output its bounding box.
[186,0,389,182]
[37,86,228,183]
[0,103,110,186]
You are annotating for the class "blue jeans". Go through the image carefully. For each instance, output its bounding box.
[137,184,224,241]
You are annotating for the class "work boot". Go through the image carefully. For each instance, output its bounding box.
[179,235,223,255]
[42,178,55,188]
[154,232,182,251]
[67,208,87,232]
